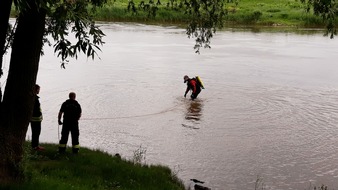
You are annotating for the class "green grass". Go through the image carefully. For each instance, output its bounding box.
[0,142,184,190]
[90,0,329,28]
[10,0,331,28]
[92,0,191,24]
[224,0,324,27]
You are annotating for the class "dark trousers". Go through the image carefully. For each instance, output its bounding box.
[30,121,41,148]
[59,121,79,153]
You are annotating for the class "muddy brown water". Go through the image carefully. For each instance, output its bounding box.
[4,22,338,189]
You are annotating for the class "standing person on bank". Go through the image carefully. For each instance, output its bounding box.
[58,92,82,153]
[30,84,45,151]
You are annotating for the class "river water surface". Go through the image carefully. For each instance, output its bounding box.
[4,23,338,189]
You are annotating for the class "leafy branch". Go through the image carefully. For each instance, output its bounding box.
[44,0,106,68]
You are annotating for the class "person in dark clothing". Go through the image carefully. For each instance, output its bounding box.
[184,75,202,100]
[58,92,82,153]
[30,84,45,151]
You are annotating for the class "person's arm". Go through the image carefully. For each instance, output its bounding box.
[58,112,63,125]
[78,104,82,120]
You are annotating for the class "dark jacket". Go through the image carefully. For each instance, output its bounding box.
[60,99,82,123]
[31,95,42,122]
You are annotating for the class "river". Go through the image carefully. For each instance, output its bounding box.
[4,22,338,189]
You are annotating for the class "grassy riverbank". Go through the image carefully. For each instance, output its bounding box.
[93,0,325,28]
[0,143,184,190]
[9,0,328,28]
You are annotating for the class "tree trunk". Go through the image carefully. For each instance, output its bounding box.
[0,0,46,183]
[0,0,13,107]
[0,0,13,75]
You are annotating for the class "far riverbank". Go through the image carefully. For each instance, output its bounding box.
[10,0,330,30]
[92,0,328,29]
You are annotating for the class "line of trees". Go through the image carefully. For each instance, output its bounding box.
[0,0,336,184]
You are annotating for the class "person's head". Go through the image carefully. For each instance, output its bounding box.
[34,84,40,94]
[69,92,76,100]
[183,75,189,83]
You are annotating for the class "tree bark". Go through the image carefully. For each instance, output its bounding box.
[0,0,46,183]
[0,0,13,75]
[0,0,13,108]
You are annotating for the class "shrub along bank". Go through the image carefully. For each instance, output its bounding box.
[93,0,326,28]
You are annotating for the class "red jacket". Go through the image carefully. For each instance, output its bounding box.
[185,78,198,95]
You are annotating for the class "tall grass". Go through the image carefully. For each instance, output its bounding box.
[9,0,331,27]
[92,0,331,28]
[93,0,191,24]
[226,0,324,27]
[0,142,185,190]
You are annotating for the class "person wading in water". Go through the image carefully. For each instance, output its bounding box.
[184,75,203,100]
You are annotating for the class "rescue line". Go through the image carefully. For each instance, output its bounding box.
[81,105,179,121]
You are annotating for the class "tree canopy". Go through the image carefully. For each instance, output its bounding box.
[302,0,338,38]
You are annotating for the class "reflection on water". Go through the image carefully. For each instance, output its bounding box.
[185,100,203,122]
[182,99,203,130]
[227,25,325,35]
